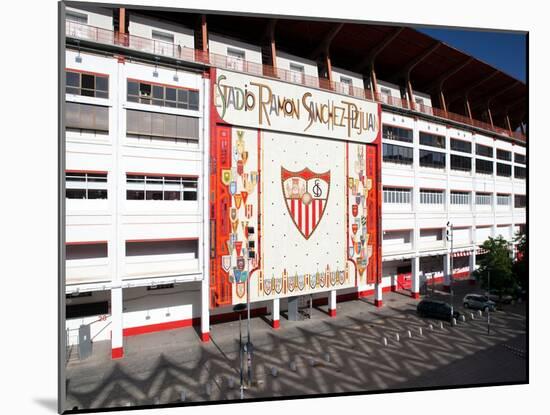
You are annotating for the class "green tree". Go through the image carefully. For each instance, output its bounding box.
[512,230,527,289]
[473,236,514,297]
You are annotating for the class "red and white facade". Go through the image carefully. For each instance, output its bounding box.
[63,5,526,359]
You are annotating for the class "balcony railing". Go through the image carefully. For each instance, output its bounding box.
[65,20,526,143]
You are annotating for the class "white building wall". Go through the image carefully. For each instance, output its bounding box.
[128,13,195,49]
[66,6,113,30]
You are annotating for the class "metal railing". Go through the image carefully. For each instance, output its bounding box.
[65,20,526,143]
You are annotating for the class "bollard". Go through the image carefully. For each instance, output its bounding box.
[383,337,388,347]
[125,402,132,407]
[460,315,466,322]
[440,321,444,329]
[324,352,331,363]
[180,391,186,402]
[452,318,457,326]
[429,324,433,331]
[395,333,400,342]
[418,327,423,336]
[271,367,278,377]
[153,397,160,405]
[407,330,412,338]
[470,312,475,320]
[478,310,483,317]
[290,361,297,372]
[205,383,212,396]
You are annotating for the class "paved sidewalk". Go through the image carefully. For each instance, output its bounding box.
[65,281,527,411]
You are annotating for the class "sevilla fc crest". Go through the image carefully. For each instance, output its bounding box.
[281,167,330,240]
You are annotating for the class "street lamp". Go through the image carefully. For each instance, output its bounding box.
[233,303,247,399]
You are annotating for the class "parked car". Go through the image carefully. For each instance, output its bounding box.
[463,294,496,311]
[417,299,461,322]
[487,289,513,304]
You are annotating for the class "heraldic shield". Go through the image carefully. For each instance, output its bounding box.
[281,167,331,240]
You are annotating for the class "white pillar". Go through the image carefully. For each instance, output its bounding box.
[374,282,383,307]
[443,252,451,291]
[328,290,337,317]
[390,274,397,292]
[411,256,420,299]
[111,286,123,359]
[200,278,210,342]
[272,298,280,328]
[469,248,477,285]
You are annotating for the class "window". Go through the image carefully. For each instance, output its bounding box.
[415,97,424,106]
[419,149,446,169]
[289,63,305,84]
[497,194,511,206]
[496,162,512,177]
[66,10,88,24]
[66,242,108,260]
[475,158,493,175]
[514,195,526,208]
[67,301,108,319]
[420,189,444,205]
[514,166,526,179]
[383,143,413,165]
[340,77,352,94]
[383,187,411,204]
[152,30,174,44]
[450,191,471,205]
[380,87,391,96]
[127,80,199,110]
[475,192,492,205]
[515,153,526,165]
[126,239,198,258]
[476,143,493,158]
[497,149,512,161]
[66,71,109,98]
[382,125,413,143]
[450,154,471,172]
[419,132,445,149]
[65,102,109,132]
[126,174,198,201]
[450,138,472,154]
[66,172,108,199]
[227,48,246,71]
[126,109,199,141]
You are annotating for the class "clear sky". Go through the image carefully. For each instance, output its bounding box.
[417,27,527,82]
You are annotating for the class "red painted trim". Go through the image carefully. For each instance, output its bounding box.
[116,55,126,64]
[391,285,397,292]
[66,169,108,175]
[200,332,210,342]
[374,299,383,308]
[111,347,124,359]
[328,309,337,318]
[66,68,110,78]
[272,320,280,329]
[126,172,199,179]
[411,292,420,299]
[443,285,451,292]
[123,317,200,337]
[127,77,199,92]
[66,240,108,246]
[125,237,199,243]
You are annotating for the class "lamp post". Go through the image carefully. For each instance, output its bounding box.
[487,270,491,335]
[233,303,247,399]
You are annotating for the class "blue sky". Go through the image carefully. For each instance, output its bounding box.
[417,27,527,82]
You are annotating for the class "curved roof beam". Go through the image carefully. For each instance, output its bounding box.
[447,70,500,106]
[310,23,344,58]
[354,27,405,72]
[390,41,441,82]
[471,80,521,111]
[425,57,474,91]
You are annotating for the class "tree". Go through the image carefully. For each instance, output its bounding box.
[473,236,515,296]
[512,230,527,290]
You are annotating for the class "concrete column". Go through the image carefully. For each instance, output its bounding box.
[374,282,383,307]
[390,274,397,292]
[411,257,420,299]
[272,298,280,328]
[111,286,123,359]
[443,253,451,292]
[469,249,477,285]
[328,290,337,317]
[200,278,210,341]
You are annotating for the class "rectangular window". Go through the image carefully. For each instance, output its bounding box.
[383,187,411,204]
[514,195,526,208]
[475,192,492,205]
[126,239,198,258]
[66,70,109,98]
[152,30,174,44]
[66,10,88,24]
[382,143,413,165]
[496,162,512,177]
[227,48,246,71]
[419,132,446,148]
[420,189,444,205]
[289,63,305,83]
[382,125,413,143]
[514,153,526,165]
[65,102,109,132]
[475,158,493,175]
[126,109,199,141]
[66,172,108,199]
[126,174,198,201]
[514,165,526,179]
[450,191,471,205]
[66,242,108,260]
[450,154,472,172]
[497,194,511,206]
[340,76,352,94]
[450,138,472,154]
[476,143,494,158]
[66,301,108,319]
[419,149,446,169]
[127,80,199,110]
[497,149,512,161]
[380,87,391,96]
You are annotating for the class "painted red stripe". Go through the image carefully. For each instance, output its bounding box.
[305,201,310,237]
[290,198,295,217]
[298,200,302,232]
[312,199,317,231]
